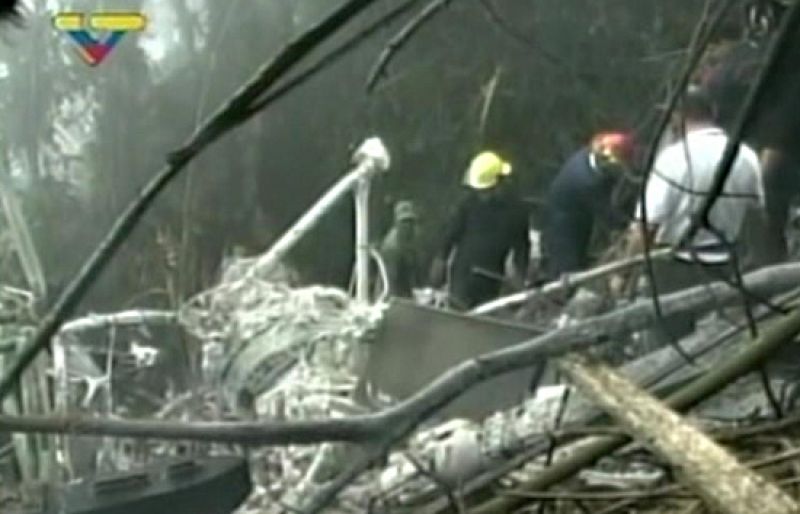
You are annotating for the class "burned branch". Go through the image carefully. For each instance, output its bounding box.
[366,0,452,92]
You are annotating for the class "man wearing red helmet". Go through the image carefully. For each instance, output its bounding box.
[541,131,635,279]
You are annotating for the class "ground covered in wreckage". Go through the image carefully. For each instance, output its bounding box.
[176,255,800,513]
[4,253,800,514]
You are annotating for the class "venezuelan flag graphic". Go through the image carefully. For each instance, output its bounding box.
[53,12,147,67]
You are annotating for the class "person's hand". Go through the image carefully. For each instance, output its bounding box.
[508,272,526,291]
[609,274,626,297]
[429,257,447,287]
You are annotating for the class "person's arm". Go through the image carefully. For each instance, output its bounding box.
[375,233,398,297]
[380,246,400,295]
[429,198,467,286]
[622,220,659,257]
[589,181,631,232]
[440,198,467,259]
[752,150,766,211]
[411,251,424,290]
[626,147,683,255]
[510,206,531,285]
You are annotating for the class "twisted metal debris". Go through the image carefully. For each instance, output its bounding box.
[179,256,388,511]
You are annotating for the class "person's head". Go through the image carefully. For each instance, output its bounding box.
[463,151,512,200]
[678,85,717,128]
[590,132,636,174]
[393,200,418,239]
[745,0,789,39]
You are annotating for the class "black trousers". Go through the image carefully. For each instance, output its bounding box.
[449,267,502,310]
[761,149,800,264]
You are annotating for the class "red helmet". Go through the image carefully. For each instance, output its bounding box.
[590,132,635,165]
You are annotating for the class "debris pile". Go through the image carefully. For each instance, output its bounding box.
[173,250,800,514]
[179,257,387,511]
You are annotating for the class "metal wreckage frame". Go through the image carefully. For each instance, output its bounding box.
[2,0,800,513]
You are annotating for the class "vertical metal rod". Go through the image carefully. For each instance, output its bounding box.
[354,177,370,302]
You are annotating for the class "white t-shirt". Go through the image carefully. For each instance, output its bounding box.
[636,127,763,263]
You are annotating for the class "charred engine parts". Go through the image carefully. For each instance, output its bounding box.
[44,456,252,514]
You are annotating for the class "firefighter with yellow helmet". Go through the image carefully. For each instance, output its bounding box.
[430,151,530,309]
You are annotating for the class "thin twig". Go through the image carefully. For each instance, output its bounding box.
[366,0,452,92]
[502,486,689,502]
[536,383,572,514]
[471,248,672,316]
[244,0,420,116]
[404,452,465,514]
[475,0,568,70]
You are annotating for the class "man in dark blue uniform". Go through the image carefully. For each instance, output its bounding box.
[541,132,635,279]
[430,151,530,310]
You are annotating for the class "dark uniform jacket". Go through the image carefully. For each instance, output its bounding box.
[439,191,530,309]
[542,148,628,278]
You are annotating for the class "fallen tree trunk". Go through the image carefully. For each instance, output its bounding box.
[470,304,800,514]
[559,353,799,514]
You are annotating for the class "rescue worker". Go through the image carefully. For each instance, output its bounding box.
[623,87,764,344]
[541,132,635,279]
[430,151,530,310]
[377,200,422,298]
[698,0,800,264]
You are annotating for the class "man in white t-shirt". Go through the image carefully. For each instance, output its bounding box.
[624,86,764,344]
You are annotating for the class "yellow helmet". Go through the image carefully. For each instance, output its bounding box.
[463,151,512,190]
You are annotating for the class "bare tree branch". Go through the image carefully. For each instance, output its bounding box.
[471,249,672,316]
[0,414,381,445]
[244,0,420,116]
[403,451,465,514]
[366,0,452,92]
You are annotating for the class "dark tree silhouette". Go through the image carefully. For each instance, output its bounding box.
[0,0,20,22]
